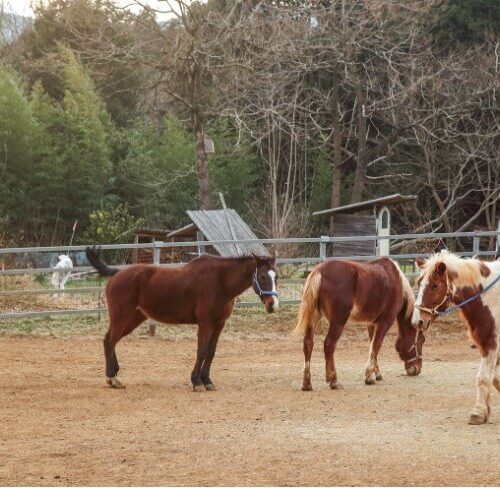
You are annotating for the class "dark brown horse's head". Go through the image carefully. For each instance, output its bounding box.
[252,253,279,313]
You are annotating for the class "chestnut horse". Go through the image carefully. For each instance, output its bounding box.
[412,250,500,424]
[86,248,278,391]
[295,257,421,390]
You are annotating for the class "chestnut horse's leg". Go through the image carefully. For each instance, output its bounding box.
[324,319,347,390]
[104,309,146,389]
[301,325,314,391]
[199,320,225,391]
[366,325,382,381]
[365,321,392,385]
[191,322,215,392]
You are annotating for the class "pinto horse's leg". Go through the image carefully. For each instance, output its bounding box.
[324,320,346,390]
[104,309,146,389]
[191,322,215,392]
[469,349,496,425]
[301,325,315,391]
[365,321,392,385]
[200,321,225,391]
[493,354,500,393]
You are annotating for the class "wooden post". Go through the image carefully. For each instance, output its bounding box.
[149,241,161,337]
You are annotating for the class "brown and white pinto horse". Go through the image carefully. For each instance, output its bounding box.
[86,248,278,391]
[412,250,500,424]
[295,257,421,390]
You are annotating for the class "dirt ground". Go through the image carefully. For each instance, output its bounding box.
[0,315,499,486]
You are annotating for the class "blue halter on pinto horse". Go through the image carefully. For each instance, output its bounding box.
[295,257,422,391]
[86,247,278,391]
[412,250,500,425]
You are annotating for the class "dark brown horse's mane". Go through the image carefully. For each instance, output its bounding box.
[191,253,270,263]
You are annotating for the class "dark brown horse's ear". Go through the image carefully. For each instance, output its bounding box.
[437,262,447,276]
[415,258,425,269]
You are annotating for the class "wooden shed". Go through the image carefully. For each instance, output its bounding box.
[166,209,269,261]
[312,194,417,257]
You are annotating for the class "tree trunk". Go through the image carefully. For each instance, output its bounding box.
[350,85,368,204]
[330,75,342,236]
[194,117,212,210]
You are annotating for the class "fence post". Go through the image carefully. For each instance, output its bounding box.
[148,242,162,337]
[319,236,329,261]
[473,236,480,256]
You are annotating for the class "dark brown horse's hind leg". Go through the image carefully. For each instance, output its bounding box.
[199,321,225,391]
[192,323,214,391]
[104,309,146,389]
[367,325,383,381]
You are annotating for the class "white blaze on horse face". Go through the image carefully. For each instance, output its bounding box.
[412,276,428,325]
[268,270,279,309]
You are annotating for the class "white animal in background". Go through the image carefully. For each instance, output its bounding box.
[51,255,73,291]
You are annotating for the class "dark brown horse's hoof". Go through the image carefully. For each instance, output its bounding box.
[204,383,217,391]
[365,377,376,385]
[193,384,205,392]
[375,373,383,381]
[106,377,126,389]
[301,383,313,391]
[329,381,343,390]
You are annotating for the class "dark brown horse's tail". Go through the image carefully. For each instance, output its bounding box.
[294,270,322,336]
[85,247,119,278]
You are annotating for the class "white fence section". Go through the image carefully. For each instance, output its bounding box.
[1,230,499,320]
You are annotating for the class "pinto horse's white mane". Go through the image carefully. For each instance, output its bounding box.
[419,250,486,289]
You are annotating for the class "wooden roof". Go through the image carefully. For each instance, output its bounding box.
[166,223,198,239]
[312,194,417,217]
[134,228,170,238]
[172,209,269,257]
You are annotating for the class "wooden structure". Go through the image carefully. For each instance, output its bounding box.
[132,228,171,264]
[167,209,268,260]
[312,194,417,257]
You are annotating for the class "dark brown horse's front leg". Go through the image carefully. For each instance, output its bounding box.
[191,323,214,391]
[199,321,225,391]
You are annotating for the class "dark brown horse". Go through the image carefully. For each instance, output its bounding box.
[86,248,278,391]
[295,257,423,390]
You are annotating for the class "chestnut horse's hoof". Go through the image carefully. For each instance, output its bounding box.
[329,381,343,390]
[106,377,126,389]
[301,382,313,391]
[365,377,376,385]
[375,372,383,381]
[468,413,488,425]
[193,384,205,392]
[204,383,217,391]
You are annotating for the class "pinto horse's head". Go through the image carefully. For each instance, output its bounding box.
[412,256,453,331]
[252,253,279,313]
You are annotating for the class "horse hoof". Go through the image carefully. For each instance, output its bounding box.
[193,384,205,392]
[375,373,383,381]
[468,412,487,425]
[301,383,313,391]
[493,377,500,392]
[365,377,376,385]
[330,381,343,390]
[204,383,217,391]
[106,377,126,389]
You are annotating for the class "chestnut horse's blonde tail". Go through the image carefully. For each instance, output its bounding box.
[294,270,322,336]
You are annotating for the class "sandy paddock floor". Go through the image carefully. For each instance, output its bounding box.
[0,318,499,486]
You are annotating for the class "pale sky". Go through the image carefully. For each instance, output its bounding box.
[4,0,175,20]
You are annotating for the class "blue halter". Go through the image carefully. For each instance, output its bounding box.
[437,272,500,317]
[252,269,279,298]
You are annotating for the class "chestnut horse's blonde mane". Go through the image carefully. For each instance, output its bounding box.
[419,250,484,289]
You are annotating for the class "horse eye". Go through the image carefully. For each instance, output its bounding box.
[431,284,438,290]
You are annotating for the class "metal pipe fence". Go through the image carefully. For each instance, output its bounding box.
[1,230,498,320]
